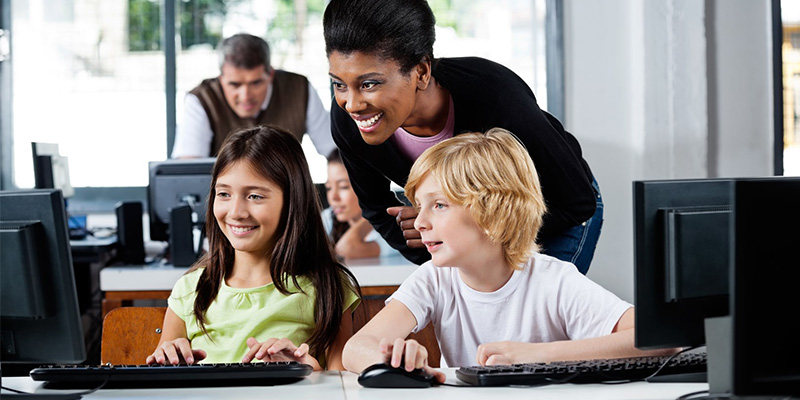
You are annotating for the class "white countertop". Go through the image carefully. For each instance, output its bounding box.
[1,369,710,400]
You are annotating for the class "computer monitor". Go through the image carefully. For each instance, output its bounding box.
[633,179,732,350]
[723,177,800,397]
[147,158,215,242]
[0,189,86,374]
[31,142,74,198]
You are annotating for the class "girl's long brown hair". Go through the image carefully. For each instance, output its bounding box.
[189,125,360,360]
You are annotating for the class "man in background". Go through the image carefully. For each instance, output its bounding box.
[172,33,334,158]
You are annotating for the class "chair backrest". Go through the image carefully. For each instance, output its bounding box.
[101,307,166,365]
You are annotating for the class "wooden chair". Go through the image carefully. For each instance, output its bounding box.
[100,299,441,367]
[101,307,166,365]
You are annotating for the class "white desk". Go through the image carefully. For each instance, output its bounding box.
[1,369,710,399]
[1,371,346,400]
[98,254,418,315]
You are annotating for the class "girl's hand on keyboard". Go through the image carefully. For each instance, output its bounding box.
[146,338,208,365]
[242,337,321,370]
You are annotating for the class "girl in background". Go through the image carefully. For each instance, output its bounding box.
[147,126,360,370]
[323,148,398,259]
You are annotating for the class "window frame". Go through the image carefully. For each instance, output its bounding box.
[0,0,567,213]
[772,0,785,175]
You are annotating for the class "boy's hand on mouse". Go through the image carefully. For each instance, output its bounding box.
[379,337,446,383]
[386,206,424,248]
[243,337,321,370]
[146,338,207,365]
[477,341,545,366]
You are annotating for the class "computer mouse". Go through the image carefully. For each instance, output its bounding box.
[357,362,436,388]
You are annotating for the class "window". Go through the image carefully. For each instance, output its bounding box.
[782,0,800,176]
[2,0,554,208]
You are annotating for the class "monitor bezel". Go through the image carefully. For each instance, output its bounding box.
[0,189,86,367]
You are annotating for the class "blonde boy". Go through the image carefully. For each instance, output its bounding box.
[342,128,671,382]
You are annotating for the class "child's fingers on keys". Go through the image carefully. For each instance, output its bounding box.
[177,340,197,364]
[162,343,182,365]
[193,348,208,362]
[255,338,281,360]
[242,344,260,363]
[485,354,511,366]
[267,338,297,355]
[246,337,260,349]
[294,343,310,358]
[145,353,157,364]
[476,343,494,366]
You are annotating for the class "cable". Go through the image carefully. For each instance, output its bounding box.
[643,346,700,382]
[1,375,109,397]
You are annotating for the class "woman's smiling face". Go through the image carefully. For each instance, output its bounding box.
[328,50,424,145]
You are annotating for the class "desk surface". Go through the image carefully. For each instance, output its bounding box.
[2,368,709,400]
[100,254,418,291]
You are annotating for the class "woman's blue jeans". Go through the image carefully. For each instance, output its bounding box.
[539,178,604,275]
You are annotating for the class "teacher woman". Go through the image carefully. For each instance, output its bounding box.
[323,0,602,274]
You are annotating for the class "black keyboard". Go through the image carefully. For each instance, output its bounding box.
[456,351,707,386]
[29,361,313,389]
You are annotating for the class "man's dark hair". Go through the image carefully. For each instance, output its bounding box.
[218,33,272,72]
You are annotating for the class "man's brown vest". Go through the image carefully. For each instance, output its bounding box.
[190,70,309,156]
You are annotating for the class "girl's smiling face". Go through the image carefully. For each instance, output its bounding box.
[328,50,424,145]
[213,160,284,256]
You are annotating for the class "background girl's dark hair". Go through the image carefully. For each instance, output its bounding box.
[326,148,350,243]
[323,0,436,74]
[190,125,360,360]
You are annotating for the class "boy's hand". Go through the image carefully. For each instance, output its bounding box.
[386,206,423,248]
[379,337,446,383]
[242,337,321,370]
[477,341,545,366]
[146,338,207,365]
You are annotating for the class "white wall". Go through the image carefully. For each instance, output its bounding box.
[564,0,774,302]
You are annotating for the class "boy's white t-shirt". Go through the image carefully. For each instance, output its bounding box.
[388,252,632,367]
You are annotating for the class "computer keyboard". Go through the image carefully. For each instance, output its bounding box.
[456,351,707,386]
[29,361,314,389]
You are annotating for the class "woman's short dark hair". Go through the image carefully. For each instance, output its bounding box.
[323,0,436,74]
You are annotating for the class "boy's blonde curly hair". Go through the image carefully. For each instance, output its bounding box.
[404,128,547,269]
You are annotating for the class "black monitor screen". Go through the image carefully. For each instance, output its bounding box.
[730,177,800,396]
[148,158,215,242]
[633,179,732,350]
[0,189,86,370]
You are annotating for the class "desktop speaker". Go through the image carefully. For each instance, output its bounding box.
[115,201,145,264]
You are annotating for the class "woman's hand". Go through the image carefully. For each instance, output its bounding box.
[386,206,423,248]
[379,337,446,383]
[242,337,321,370]
[146,338,207,365]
